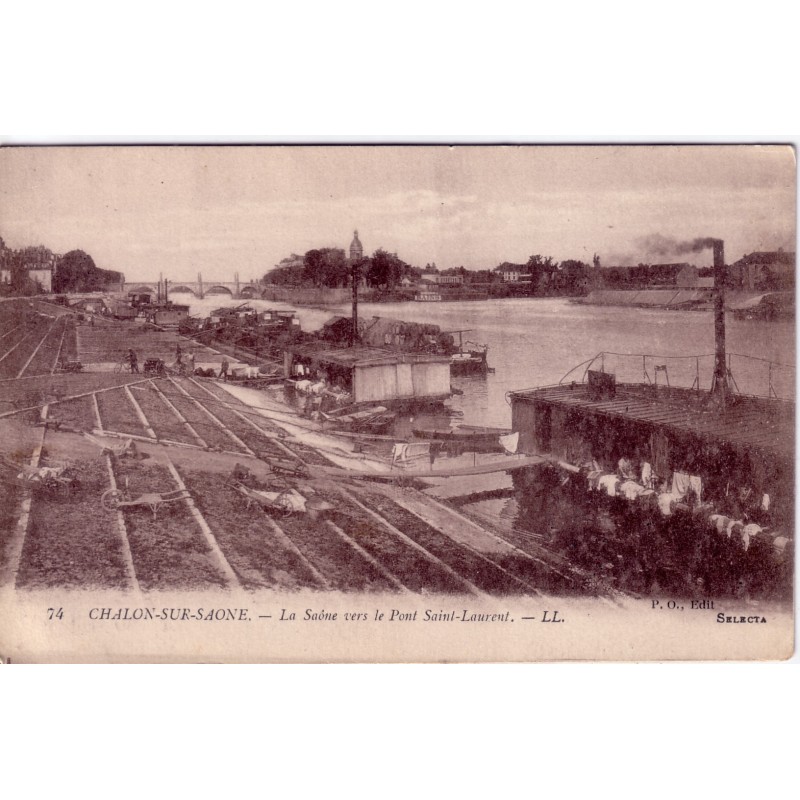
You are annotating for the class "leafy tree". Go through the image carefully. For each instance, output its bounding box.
[263,254,305,285]
[366,248,408,290]
[556,259,589,295]
[264,264,304,285]
[18,244,54,266]
[466,269,497,284]
[303,247,348,287]
[53,250,96,292]
[52,249,120,292]
[525,254,557,294]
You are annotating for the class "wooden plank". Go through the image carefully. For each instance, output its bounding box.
[313,455,544,480]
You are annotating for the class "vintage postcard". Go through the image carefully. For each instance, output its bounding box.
[0,144,794,662]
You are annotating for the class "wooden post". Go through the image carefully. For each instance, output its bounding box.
[712,239,729,404]
[351,260,359,347]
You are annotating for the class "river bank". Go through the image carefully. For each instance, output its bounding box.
[0,297,582,597]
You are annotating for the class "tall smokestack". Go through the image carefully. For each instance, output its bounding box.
[712,239,729,402]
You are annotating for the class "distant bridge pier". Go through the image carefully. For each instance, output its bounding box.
[197,272,204,299]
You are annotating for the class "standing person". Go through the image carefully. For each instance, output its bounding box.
[128,348,139,373]
[188,352,195,374]
[175,343,182,364]
[220,358,229,381]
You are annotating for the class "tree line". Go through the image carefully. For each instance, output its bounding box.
[0,237,123,295]
[265,247,415,291]
[263,247,597,296]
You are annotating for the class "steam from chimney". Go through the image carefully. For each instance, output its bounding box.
[634,234,720,258]
[604,233,723,266]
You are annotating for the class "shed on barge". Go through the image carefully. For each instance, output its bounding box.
[509,375,794,507]
[283,344,451,406]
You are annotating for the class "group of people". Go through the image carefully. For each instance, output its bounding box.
[578,453,787,561]
[127,343,229,379]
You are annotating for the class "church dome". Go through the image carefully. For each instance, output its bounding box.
[349,229,363,261]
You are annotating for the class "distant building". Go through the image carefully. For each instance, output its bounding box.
[27,264,54,292]
[730,250,795,291]
[0,246,60,292]
[495,263,525,282]
[676,265,714,289]
[650,263,689,284]
[432,274,463,285]
[275,253,305,270]
[599,262,686,289]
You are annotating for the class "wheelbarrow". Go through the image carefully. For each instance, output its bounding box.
[101,487,191,518]
[257,455,309,479]
[0,457,81,496]
[143,358,167,377]
[57,360,83,373]
[228,480,331,518]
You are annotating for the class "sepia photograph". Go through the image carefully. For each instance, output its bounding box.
[0,143,794,662]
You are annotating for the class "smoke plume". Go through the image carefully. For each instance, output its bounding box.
[634,234,719,258]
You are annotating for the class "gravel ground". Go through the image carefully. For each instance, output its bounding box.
[21,316,69,377]
[361,487,526,595]
[157,383,241,451]
[49,396,96,431]
[180,468,323,591]
[131,384,197,444]
[112,458,228,590]
[16,458,130,590]
[276,510,400,592]
[316,486,466,594]
[0,475,24,574]
[96,387,148,437]
[0,317,53,379]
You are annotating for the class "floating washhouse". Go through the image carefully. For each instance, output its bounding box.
[508,239,795,528]
[509,371,793,511]
[147,303,190,326]
[284,343,451,406]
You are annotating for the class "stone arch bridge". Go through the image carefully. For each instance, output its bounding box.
[119,274,262,300]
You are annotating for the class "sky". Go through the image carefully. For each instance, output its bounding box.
[0,145,795,282]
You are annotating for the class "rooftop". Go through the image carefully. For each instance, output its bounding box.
[510,382,794,461]
[285,343,449,367]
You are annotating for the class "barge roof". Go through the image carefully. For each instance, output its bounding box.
[285,343,450,367]
[509,383,794,460]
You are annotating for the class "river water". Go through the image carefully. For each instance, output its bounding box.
[179,294,795,429]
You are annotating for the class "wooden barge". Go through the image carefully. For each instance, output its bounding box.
[509,373,794,511]
[283,344,452,408]
[506,240,794,591]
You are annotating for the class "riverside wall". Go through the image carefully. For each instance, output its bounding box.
[261,285,362,306]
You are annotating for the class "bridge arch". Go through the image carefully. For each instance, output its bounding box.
[129,285,158,295]
[205,285,234,296]
[238,285,261,298]
[168,285,198,297]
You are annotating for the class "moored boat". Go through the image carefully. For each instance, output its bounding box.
[412,425,508,453]
[447,329,490,374]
